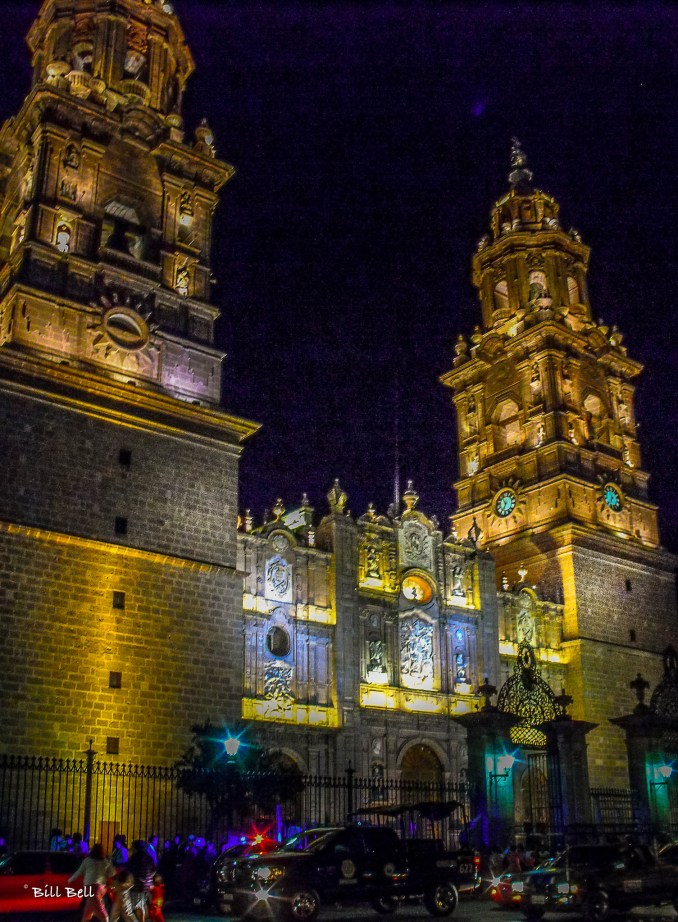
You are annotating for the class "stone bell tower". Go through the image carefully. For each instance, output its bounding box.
[441,141,678,785]
[0,0,258,762]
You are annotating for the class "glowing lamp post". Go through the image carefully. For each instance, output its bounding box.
[489,753,516,786]
[224,733,243,835]
[649,763,673,830]
[224,735,241,759]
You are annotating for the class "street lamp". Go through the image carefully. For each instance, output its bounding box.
[650,763,673,790]
[224,735,241,758]
[489,754,516,786]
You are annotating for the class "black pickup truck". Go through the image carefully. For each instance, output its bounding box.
[221,824,462,920]
[520,843,678,922]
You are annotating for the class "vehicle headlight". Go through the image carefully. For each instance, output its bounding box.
[557,882,577,894]
[254,865,286,882]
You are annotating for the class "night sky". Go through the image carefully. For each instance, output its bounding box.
[3,2,678,549]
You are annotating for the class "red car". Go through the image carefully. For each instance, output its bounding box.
[0,851,85,913]
[490,871,525,909]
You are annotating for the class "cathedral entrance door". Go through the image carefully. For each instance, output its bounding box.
[513,750,550,837]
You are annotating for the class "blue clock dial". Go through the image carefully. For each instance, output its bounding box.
[495,489,517,518]
[604,484,623,512]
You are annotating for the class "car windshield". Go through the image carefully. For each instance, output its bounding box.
[281,830,340,853]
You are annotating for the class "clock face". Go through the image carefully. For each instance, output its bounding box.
[603,484,623,512]
[401,574,433,604]
[495,489,517,518]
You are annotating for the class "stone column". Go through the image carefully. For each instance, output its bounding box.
[543,716,596,835]
[610,710,667,832]
[452,693,519,848]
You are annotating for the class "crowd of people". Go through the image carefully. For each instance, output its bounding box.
[49,831,166,922]
[48,828,241,921]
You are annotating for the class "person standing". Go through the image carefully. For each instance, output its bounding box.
[68,843,114,922]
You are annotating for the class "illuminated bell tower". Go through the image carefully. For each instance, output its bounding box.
[0,0,258,762]
[0,0,231,397]
[441,142,678,785]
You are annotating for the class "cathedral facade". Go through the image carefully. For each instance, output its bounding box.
[0,0,676,815]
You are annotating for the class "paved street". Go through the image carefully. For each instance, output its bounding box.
[5,896,678,922]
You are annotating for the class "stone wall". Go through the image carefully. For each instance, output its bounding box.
[0,385,244,762]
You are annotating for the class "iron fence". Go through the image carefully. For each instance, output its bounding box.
[0,752,469,853]
[590,786,636,834]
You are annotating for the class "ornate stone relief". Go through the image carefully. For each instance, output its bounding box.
[400,615,434,689]
[265,555,293,603]
[264,663,294,704]
[399,521,432,570]
[516,589,536,645]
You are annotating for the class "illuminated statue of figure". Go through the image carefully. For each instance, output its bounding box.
[451,565,465,597]
[455,651,468,683]
[175,268,189,297]
[368,640,386,674]
[366,544,380,579]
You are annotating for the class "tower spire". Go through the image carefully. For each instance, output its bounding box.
[508,137,533,190]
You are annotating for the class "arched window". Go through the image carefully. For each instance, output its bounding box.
[73,43,94,74]
[493,398,521,450]
[567,275,581,305]
[266,626,291,658]
[528,270,548,302]
[102,200,147,261]
[494,279,509,313]
[124,50,147,80]
[583,392,609,443]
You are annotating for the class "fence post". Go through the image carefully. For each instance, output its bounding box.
[83,739,96,845]
[346,762,355,820]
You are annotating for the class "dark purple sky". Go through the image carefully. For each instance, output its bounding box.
[4,2,678,549]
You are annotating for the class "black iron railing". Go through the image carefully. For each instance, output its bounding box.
[0,751,469,851]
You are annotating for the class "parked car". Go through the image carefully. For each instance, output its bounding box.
[520,843,678,922]
[197,836,280,912]
[490,871,524,909]
[352,799,481,896]
[0,851,84,914]
[223,824,460,920]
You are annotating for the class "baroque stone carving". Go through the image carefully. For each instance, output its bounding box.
[368,640,387,675]
[516,589,536,644]
[271,533,289,554]
[365,543,381,579]
[400,616,434,688]
[265,556,292,602]
[399,521,432,570]
[264,662,294,703]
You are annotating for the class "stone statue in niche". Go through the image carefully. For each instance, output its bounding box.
[179,190,194,217]
[368,640,387,675]
[264,663,294,705]
[451,564,465,598]
[400,617,434,686]
[562,363,573,402]
[516,591,536,644]
[23,158,34,200]
[175,268,190,297]
[617,395,629,429]
[63,144,81,170]
[365,544,380,579]
[530,364,542,403]
[370,762,386,800]
[536,423,545,446]
[455,651,468,683]
[466,396,478,436]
